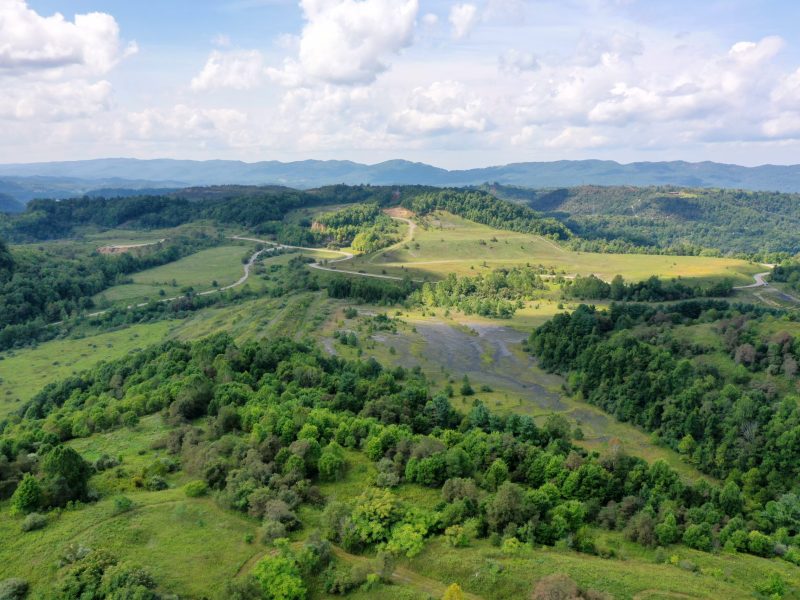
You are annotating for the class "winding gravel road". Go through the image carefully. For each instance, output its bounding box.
[733,271,771,289]
[234,215,422,283]
[55,244,271,324]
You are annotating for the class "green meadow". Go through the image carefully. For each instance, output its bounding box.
[343,212,762,285]
[95,243,258,304]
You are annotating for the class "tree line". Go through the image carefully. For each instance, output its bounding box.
[486,183,800,261]
[562,274,733,302]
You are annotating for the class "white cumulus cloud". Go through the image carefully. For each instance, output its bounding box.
[0,0,135,122]
[392,80,488,135]
[449,3,479,40]
[269,0,419,86]
[122,105,250,146]
[191,50,266,91]
[0,0,135,75]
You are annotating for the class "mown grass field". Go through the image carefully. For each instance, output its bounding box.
[94,243,258,304]
[343,212,762,285]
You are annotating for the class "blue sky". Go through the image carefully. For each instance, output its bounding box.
[4,0,800,167]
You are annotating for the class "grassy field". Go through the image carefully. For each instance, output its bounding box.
[342,212,762,284]
[2,298,797,599]
[0,413,259,598]
[0,322,177,419]
[94,243,258,304]
[404,535,800,600]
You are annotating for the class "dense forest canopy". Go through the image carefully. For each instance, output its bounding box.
[528,301,800,499]
[0,185,413,243]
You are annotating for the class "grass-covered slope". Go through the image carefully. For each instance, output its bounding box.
[346,211,761,284]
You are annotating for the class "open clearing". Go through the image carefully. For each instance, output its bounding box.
[0,321,176,419]
[342,212,761,284]
[95,243,258,304]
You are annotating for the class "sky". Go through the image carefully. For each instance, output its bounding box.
[3,0,800,168]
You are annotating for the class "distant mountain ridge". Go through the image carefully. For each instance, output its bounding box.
[2,157,800,205]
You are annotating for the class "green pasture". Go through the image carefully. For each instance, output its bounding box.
[342,212,762,285]
[94,243,257,304]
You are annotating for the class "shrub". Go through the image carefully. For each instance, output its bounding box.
[678,559,698,572]
[184,480,209,498]
[222,575,262,600]
[747,530,774,557]
[10,474,41,515]
[260,520,287,546]
[655,513,680,546]
[112,495,134,514]
[443,583,465,600]
[682,523,712,552]
[253,550,306,600]
[145,476,168,491]
[755,574,785,597]
[385,523,425,558]
[444,525,470,548]
[531,574,578,600]
[501,537,523,555]
[20,512,47,532]
[94,454,121,472]
[0,578,28,600]
[319,442,347,482]
[323,564,370,595]
[624,511,656,547]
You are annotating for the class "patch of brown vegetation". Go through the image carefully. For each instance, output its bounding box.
[97,239,165,255]
[384,206,414,219]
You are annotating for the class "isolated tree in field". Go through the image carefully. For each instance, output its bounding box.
[41,445,91,507]
[10,474,41,514]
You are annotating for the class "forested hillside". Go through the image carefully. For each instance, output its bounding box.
[485,184,800,259]
[529,301,800,495]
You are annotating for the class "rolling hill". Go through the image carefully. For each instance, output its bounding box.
[3,158,800,204]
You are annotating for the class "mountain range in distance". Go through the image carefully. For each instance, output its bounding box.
[2,157,800,208]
